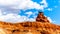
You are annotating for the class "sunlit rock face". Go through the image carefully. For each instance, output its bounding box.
[0,12,60,34]
[0,28,12,34]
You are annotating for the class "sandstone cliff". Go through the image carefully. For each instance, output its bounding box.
[0,12,60,34]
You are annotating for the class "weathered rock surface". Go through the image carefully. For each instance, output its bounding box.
[0,12,60,34]
[36,12,50,23]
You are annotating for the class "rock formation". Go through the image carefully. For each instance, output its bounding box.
[0,12,60,34]
[36,12,50,23]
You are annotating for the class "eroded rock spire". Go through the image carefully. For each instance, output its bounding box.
[36,12,50,23]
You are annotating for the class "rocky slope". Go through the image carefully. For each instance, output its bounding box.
[0,12,60,34]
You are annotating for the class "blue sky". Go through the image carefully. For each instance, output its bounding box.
[0,0,60,24]
[39,0,60,25]
[20,0,60,25]
[43,0,60,25]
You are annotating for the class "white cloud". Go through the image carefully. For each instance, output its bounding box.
[0,8,20,15]
[0,0,48,23]
[0,0,46,10]
[0,9,36,23]
[25,11,33,15]
[40,0,48,8]
[47,17,52,22]
[47,17,56,23]
[47,8,52,11]
[45,15,53,22]
[0,13,36,23]
[25,11,33,17]
[0,9,2,16]
[0,0,48,10]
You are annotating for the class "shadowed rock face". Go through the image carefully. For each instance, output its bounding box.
[0,12,60,34]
